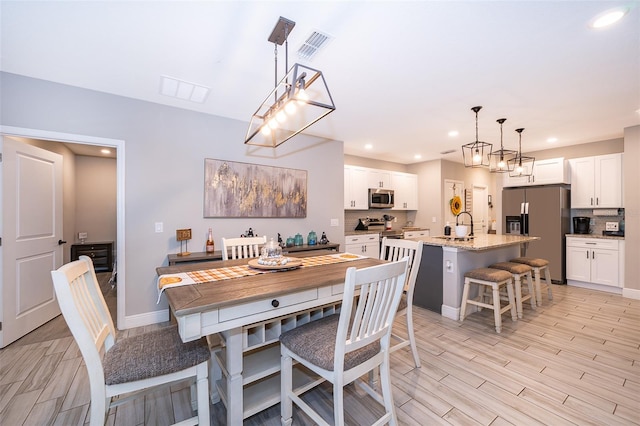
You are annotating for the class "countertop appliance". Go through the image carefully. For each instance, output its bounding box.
[503,186,570,283]
[355,217,385,231]
[572,216,590,234]
[368,188,394,209]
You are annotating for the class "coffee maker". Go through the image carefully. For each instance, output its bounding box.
[573,216,590,234]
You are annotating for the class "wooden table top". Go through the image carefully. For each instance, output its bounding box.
[156,251,384,317]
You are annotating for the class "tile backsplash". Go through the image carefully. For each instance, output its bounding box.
[344,210,409,233]
[571,208,625,235]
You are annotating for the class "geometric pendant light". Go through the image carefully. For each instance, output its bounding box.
[508,128,535,177]
[462,106,492,168]
[245,17,336,148]
[488,118,518,173]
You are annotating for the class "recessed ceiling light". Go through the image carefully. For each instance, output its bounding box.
[589,6,629,28]
[414,154,422,160]
[100,149,111,155]
[547,137,558,143]
[364,143,373,150]
[448,130,459,137]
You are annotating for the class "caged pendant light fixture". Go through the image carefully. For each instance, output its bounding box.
[508,128,535,177]
[244,16,336,148]
[462,106,493,168]
[488,118,518,173]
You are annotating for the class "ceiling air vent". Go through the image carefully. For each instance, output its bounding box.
[297,30,332,61]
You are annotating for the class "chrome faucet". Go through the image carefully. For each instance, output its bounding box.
[456,211,474,236]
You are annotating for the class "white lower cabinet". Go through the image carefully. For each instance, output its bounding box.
[345,233,380,257]
[213,303,342,419]
[566,237,622,289]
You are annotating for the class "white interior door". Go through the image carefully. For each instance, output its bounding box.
[1,137,63,347]
[472,185,488,235]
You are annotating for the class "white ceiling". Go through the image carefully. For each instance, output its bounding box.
[2,1,639,164]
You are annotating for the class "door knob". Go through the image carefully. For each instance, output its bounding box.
[58,239,67,245]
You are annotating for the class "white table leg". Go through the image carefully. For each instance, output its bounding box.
[226,327,244,425]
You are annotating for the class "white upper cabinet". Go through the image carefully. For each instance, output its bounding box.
[344,166,418,210]
[368,170,391,189]
[569,153,623,208]
[344,166,369,210]
[503,157,569,187]
[391,172,418,210]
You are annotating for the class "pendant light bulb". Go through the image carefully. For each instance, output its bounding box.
[276,109,287,123]
[473,148,481,163]
[284,100,296,115]
[498,158,506,169]
[261,125,272,136]
[268,117,279,129]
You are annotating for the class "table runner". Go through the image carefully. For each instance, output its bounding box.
[157,252,366,303]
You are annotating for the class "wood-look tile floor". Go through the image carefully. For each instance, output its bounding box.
[1,280,638,425]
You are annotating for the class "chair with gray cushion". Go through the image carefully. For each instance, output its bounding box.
[51,255,210,425]
[511,256,553,306]
[489,261,536,318]
[460,267,517,333]
[280,258,409,426]
[380,237,424,368]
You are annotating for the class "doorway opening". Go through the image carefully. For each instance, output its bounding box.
[0,126,126,329]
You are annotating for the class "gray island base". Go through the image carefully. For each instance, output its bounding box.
[404,234,540,321]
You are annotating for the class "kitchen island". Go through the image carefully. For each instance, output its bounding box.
[404,234,539,320]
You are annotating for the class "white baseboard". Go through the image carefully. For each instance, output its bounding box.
[567,280,622,295]
[622,287,640,300]
[441,304,459,321]
[118,309,170,330]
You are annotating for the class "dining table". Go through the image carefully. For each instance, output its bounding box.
[156,250,385,425]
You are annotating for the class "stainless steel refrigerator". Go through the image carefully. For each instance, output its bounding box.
[502,185,570,283]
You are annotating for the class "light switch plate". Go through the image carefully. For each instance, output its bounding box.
[605,222,619,231]
[78,232,88,239]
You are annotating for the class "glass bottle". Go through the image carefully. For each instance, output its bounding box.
[206,228,215,253]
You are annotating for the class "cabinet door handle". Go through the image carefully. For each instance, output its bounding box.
[590,197,593,206]
[271,299,280,308]
[592,251,595,259]
[596,197,599,206]
[586,251,589,259]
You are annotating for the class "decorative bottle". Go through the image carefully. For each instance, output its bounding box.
[206,228,215,253]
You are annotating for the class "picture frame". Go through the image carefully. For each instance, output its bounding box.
[204,159,307,218]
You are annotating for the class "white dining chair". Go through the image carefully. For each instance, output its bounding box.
[380,237,424,368]
[280,257,409,426]
[51,256,211,425]
[221,235,267,260]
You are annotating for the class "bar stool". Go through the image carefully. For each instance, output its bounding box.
[489,262,536,319]
[460,268,517,333]
[511,257,553,306]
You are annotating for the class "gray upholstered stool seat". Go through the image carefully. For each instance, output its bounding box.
[104,326,211,385]
[489,262,536,318]
[511,257,553,306]
[460,268,517,333]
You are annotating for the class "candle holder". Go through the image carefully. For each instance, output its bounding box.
[176,228,192,256]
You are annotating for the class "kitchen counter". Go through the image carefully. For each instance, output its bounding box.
[408,233,539,250]
[404,233,538,320]
[345,228,430,237]
[565,233,624,240]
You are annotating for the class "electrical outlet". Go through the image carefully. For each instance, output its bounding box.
[155,222,163,233]
[605,222,619,231]
[78,232,88,240]
[330,218,339,227]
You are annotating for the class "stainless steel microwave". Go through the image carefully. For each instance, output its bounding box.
[368,188,394,209]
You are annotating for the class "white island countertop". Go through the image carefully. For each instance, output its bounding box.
[405,233,540,251]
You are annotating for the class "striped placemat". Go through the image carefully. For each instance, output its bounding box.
[157,252,366,303]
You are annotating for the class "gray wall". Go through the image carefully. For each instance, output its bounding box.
[623,126,639,292]
[1,72,345,324]
[75,156,117,245]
